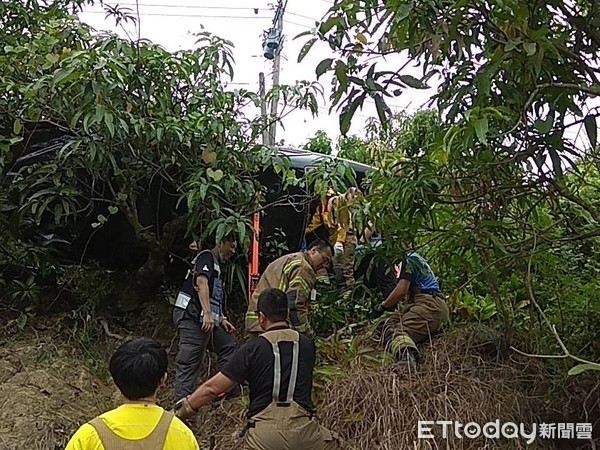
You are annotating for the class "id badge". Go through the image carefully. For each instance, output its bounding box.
[174,291,191,309]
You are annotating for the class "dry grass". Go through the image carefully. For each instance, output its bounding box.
[1,304,598,450]
[315,334,551,450]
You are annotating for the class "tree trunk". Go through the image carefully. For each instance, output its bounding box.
[118,214,188,311]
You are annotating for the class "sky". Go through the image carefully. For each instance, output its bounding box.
[79,0,436,148]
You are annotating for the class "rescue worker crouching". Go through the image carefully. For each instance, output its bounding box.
[245,239,334,339]
[175,288,341,450]
[373,252,449,369]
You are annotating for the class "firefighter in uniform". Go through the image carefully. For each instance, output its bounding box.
[304,189,339,285]
[245,239,333,339]
[305,187,361,292]
[174,288,340,450]
[373,252,450,368]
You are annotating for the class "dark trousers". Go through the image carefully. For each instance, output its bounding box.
[173,308,239,401]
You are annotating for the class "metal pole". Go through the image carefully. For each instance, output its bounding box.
[268,8,284,146]
[259,72,269,145]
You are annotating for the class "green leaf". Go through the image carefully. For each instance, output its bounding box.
[356,33,367,45]
[213,169,224,182]
[473,117,489,144]
[207,168,224,182]
[339,94,364,135]
[396,3,413,20]
[548,147,563,177]
[504,39,519,52]
[104,114,115,138]
[13,119,22,135]
[53,68,74,85]
[108,206,119,215]
[523,42,537,56]
[316,58,334,78]
[335,61,348,91]
[584,114,597,148]
[568,363,600,376]
[319,17,340,35]
[298,38,317,63]
[373,95,389,126]
[534,115,553,134]
[399,75,428,89]
[293,30,314,40]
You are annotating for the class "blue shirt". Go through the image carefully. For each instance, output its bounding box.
[398,253,440,294]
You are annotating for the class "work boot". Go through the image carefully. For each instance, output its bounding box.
[396,348,418,370]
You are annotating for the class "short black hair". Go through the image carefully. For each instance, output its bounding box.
[307,238,334,256]
[206,232,236,248]
[257,288,288,322]
[109,338,168,400]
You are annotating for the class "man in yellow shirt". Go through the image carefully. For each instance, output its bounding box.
[65,338,199,450]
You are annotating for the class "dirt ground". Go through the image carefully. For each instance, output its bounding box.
[0,302,598,450]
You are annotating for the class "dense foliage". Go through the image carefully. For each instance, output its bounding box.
[299,0,600,370]
[0,1,329,312]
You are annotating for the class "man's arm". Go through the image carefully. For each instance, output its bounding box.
[175,372,236,419]
[382,278,411,309]
[195,276,214,333]
[305,205,323,234]
[286,264,315,334]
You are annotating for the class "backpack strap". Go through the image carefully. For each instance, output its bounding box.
[88,417,125,450]
[144,410,174,448]
[88,410,174,450]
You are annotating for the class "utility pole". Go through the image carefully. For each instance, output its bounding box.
[262,0,287,146]
[259,72,269,145]
[268,7,284,146]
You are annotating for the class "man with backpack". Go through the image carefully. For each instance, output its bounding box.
[65,338,199,449]
[172,233,240,403]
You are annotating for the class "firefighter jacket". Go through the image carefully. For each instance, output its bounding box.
[305,190,351,244]
[245,252,317,336]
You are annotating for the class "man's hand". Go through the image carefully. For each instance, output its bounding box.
[334,242,344,257]
[173,396,197,421]
[373,303,393,318]
[201,314,215,333]
[222,319,236,334]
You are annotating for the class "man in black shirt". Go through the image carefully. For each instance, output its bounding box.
[172,234,239,403]
[174,288,340,449]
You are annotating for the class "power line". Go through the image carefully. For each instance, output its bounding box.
[101,3,322,22]
[283,19,314,29]
[286,10,320,22]
[84,10,272,19]
[103,3,265,10]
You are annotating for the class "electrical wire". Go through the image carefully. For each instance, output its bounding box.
[101,3,322,22]
[287,10,320,21]
[83,10,272,19]
[103,3,265,10]
[283,19,314,29]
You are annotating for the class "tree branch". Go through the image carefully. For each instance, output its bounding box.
[511,234,600,370]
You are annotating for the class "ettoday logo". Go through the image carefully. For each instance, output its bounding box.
[418,421,593,444]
